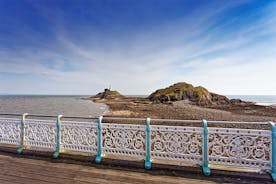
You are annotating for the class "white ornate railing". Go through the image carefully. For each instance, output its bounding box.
[60,121,98,153]
[208,127,271,169]
[0,114,275,182]
[102,123,146,158]
[0,118,21,145]
[24,119,56,150]
[151,125,203,163]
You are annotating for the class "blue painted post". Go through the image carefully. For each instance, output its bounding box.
[17,113,28,154]
[202,119,211,176]
[145,118,152,169]
[95,116,103,163]
[53,115,62,158]
[270,121,276,182]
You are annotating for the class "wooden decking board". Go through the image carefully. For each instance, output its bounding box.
[0,173,53,184]
[0,161,77,181]
[0,153,216,184]
[0,154,187,184]
[0,167,63,183]
[0,151,274,184]
[0,158,144,183]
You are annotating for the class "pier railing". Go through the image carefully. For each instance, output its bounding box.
[0,113,275,182]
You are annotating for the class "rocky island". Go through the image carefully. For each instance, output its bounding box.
[90,82,276,122]
[93,88,125,100]
[148,82,245,106]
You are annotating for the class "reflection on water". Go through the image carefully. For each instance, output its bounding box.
[0,95,107,117]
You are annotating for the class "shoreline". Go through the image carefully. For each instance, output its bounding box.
[255,102,276,107]
[89,96,276,122]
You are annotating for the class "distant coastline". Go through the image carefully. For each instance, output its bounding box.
[128,95,276,107]
[226,95,276,106]
[1,94,275,121]
[1,94,276,105]
[90,96,276,122]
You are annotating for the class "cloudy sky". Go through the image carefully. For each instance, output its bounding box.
[1,0,276,95]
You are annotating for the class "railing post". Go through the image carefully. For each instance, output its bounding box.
[202,119,211,176]
[270,121,276,182]
[53,115,62,158]
[145,117,151,169]
[95,116,103,163]
[17,113,28,154]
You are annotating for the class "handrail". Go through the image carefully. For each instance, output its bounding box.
[207,120,269,125]
[150,118,201,123]
[0,113,22,117]
[0,113,98,120]
[0,113,270,125]
[103,117,146,121]
[0,114,274,182]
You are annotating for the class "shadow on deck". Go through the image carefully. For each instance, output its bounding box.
[0,145,274,184]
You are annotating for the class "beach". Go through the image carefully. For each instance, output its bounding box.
[0,95,275,122]
[92,96,276,122]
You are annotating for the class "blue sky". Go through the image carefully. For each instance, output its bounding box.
[1,0,276,95]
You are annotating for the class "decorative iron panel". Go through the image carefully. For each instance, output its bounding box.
[151,125,203,164]
[60,121,98,153]
[24,119,56,150]
[102,123,146,158]
[208,127,271,169]
[0,118,21,145]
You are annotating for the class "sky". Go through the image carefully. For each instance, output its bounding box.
[1,0,276,95]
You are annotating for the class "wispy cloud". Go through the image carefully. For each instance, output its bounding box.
[0,0,276,95]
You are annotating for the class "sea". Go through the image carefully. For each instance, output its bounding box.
[0,95,107,117]
[0,95,275,117]
[227,95,276,106]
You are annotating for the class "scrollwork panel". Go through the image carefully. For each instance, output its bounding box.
[24,119,56,150]
[151,126,203,163]
[208,128,271,169]
[60,121,97,153]
[102,124,146,158]
[0,118,21,145]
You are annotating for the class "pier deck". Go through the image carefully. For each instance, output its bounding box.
[0,148,273,184]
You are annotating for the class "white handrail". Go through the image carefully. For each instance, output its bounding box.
[0,113,270,125]
[0,113,275,182]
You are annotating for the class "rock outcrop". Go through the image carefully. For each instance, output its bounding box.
[93,88,124,99]
[148,82,232,106]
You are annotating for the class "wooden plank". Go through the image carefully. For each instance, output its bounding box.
[0,153,214,184]
[0,152,273,184]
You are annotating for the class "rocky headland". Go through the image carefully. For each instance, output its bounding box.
[90,83,276,122]
[148,82,251,106]
[93,88,125,100]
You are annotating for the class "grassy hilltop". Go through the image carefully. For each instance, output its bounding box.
[148,82,231,106]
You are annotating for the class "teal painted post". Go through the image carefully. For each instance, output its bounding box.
[17,113,28,154]
[145,118,152,169]
[202,119,211,176]
[95,116,103,163]
[53,115,62,158]
[270,121,276,182]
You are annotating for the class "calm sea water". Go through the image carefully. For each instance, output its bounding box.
[227,95,276,106]
[0,95,107,116]
[0,95,275,117]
